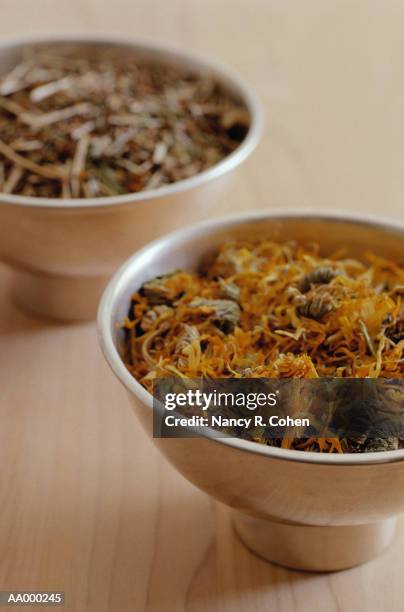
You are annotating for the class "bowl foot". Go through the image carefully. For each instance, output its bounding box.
[232,510,396,572]
[10,267,108,322]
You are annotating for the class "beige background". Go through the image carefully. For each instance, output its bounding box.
[1,1,404,611]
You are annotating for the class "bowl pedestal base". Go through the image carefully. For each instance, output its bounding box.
[232,509,396,572]
[10,267,108,322]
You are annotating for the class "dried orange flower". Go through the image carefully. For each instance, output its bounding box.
[124,239,404,452]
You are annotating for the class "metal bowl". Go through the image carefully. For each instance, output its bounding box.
[98,210,404,571]
[0,35,262,321]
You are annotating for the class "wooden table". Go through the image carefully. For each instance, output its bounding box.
[1,2,404,610]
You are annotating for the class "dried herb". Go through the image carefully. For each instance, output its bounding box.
[140,305,173,333]
[189,298,241,333]
[365,437,399,452]
[175,325,201,370]
[124,239,404,453]
[0,45,249,198]
[296,290,335,320]
[298,266,339,293]
[387,309,404,344]
[359,319,377,356]
[140,275,179,305]
[218,278,240,302]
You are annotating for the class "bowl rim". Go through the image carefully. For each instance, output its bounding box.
[0,33,263,209]
[97,208,404,466]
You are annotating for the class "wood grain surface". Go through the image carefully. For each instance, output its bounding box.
[1,2,404,611]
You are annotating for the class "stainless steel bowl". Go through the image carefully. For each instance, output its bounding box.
[0,35,262,321]
[98,210,404,571]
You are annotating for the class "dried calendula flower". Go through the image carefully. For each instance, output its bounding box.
[140,275,178,305]
[209,246,256,277]
[217,278,240,302]
[298,266,339,293]
[0,45,249,198]
[176,324,200,354]
[297,291,335,320]
[359,319,377,356]
[189,298,241,332]
[123,238,404,454]
[388,320,404,344]
[272,353,319,378]
[175,325,201,370]
[140,305,173,332]
[365,437,399,452]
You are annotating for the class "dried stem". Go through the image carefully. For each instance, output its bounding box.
[0,47,249,198]
[0,139,66,180]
